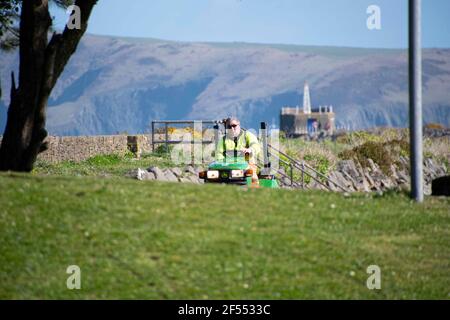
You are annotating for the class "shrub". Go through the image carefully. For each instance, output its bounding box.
[279,151,303,184]
[386,139,410,159]
[423,136,450,164]
[304,154,330,182]
[339,139,410,176]
[86,154,122,166]
[335,129,408,148]
[339,141,393,175]
[336,131,381,146]
[153,144,174,156]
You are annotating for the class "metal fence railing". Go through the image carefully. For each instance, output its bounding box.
[151,120,349,192]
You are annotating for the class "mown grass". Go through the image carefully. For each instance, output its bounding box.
[0,172,448,299]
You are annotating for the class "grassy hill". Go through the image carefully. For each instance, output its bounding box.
[0,171,448,299]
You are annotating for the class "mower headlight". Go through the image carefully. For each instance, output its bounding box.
[231,170,244,178]
[207,170,219,179]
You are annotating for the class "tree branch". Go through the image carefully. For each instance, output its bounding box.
[51,0,98,88]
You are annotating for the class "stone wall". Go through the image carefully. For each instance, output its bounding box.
[325,158,447,195]
[129,159,448,195]
[0,135,152,164]
[276,157,447,194]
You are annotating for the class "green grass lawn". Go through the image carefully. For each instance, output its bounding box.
[33,153,176,177]
[0,172,448,299]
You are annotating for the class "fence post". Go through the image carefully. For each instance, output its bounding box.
[261,122,270,175]
[165,123,169,155]
[290,164,293,187]
[301,161,305,189]
[151,121,155,153]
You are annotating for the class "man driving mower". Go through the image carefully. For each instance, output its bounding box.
[215,117,260,187]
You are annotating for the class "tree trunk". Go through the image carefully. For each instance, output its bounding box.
[0,0,97,172]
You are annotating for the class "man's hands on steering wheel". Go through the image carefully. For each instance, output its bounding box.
[242,148,253,155]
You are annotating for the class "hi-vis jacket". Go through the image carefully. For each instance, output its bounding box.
[215,131,261,163]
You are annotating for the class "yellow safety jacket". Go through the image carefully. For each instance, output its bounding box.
[215,131,261,163]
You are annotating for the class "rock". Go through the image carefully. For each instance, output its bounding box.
[367,158,378,173]
[397,183,409,193]
[332,170,354,191]
[424,158,447,183]
[148,166,166,180]
[380,177,394,189]
[171,167,183,178]
[179,177,192,183]
[127,168,155,181]
[184,165,197,175]
[368,159,386,180]
[330,171,350,192]
[424,183,432,196]
[398,156,409,168]
[437,164,447,177]
[146,172,156,180]
[326,172,340,192]
[432,176,450,196]
[397,170,410,184]
[336,159,372,192]
[390,164,399,181]
[361,178,370,192]
[424,158,434,169]
[363,170,376,189]
[188,175,201,184]
[423,165,433,183]
[308,178,319,189]
[337,160,358,176]
[355,162,370,192]
[318,182,329,191]
[162,168,179,182]
[341,170,357,190]
[281,176,292,187]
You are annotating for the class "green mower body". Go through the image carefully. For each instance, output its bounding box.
[199,153,279,188]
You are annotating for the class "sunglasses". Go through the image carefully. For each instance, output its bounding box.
[228,124,239,128]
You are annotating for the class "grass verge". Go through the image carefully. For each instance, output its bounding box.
[0,173,448,299]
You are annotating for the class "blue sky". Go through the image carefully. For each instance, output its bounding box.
[51,0,450,48]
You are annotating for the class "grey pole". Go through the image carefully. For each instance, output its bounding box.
[151,121,155,152]
[409,0,424,202]
[214,124,219,148]
[260,122,270,175]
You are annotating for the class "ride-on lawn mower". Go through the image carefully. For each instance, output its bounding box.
[198,122,279,188]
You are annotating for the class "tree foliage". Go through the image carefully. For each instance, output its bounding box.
[0,0,20,51]
[0,0,77,51]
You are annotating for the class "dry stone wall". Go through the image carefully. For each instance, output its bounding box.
[0,135,152,164]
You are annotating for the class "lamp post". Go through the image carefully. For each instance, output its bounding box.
[409,0,424,202]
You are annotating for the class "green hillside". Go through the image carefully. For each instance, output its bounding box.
[0,172,448,299]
